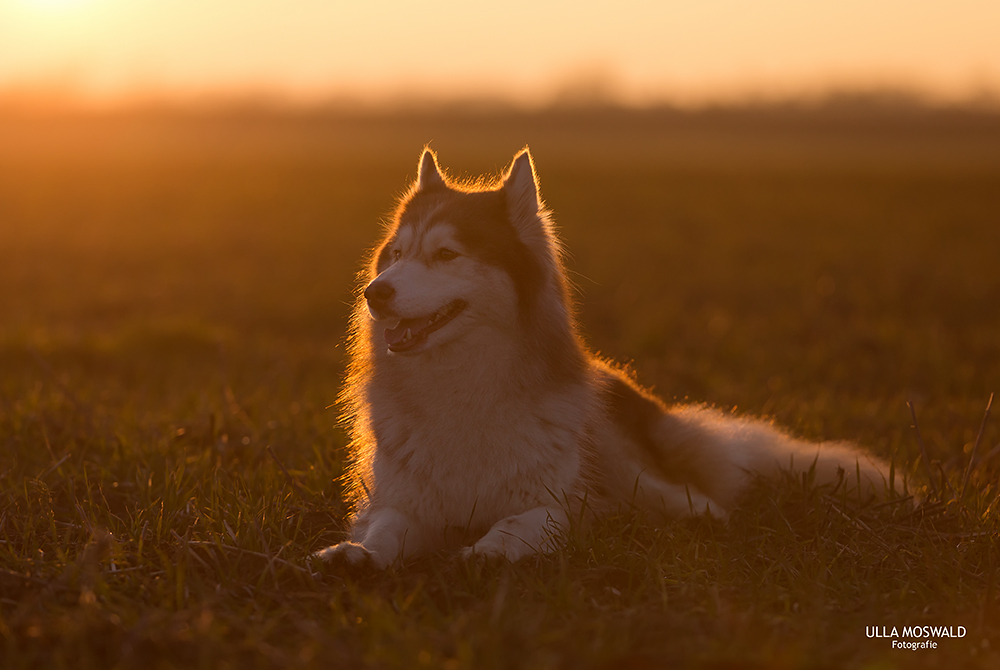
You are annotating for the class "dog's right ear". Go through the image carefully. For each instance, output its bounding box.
[417,148,446,190]
[503,149,540,222]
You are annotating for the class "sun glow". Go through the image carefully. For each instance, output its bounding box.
[19,0,88,8]
[0,0,998,108]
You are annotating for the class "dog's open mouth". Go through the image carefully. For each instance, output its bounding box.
[384,300,466,353]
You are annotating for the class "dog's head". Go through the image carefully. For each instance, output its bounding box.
[364,148,564,355]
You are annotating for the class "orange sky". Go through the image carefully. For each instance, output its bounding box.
[1,0,999,107]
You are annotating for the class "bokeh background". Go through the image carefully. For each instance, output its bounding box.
[3,0,1000,107]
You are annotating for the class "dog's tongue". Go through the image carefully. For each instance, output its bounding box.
[384,315,434,350]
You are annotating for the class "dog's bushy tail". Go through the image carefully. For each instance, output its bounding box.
[658,405,893,508]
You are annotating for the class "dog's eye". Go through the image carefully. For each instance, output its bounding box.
[392,249,401,261]
[435,248,457,261]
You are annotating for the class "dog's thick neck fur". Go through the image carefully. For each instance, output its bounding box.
[340,149,589,513]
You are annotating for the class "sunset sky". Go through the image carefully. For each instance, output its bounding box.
[1,0,999,107]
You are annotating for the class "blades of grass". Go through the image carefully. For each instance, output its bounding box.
[39,416,56,461]
[464,497,479,533]
[489,572,510,627]
[266,445,310,501]
[888,456,896,499]
[183,542,313,576]
[907,400,939,499]
[136,519,149,563]
[829,503,910,572]
[577,488,590,527]
[936,462,958,502]
[960,393,993,504]
[981,490,1000,521]
[982,540,996,630]
[171,529,212,571]
[865,495,915,512]
[855,460,861,502]
[36,453,71,482]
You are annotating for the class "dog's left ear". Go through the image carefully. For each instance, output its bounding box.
[503,149,540,223]
[417,148,446,190]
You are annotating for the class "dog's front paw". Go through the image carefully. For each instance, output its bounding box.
[461,536,520,563]
[314,541,375,567]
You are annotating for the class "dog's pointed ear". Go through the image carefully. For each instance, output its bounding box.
[502,148,540,220]
[417,148,446,190]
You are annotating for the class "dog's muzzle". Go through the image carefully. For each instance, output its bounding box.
[364,279,395,315]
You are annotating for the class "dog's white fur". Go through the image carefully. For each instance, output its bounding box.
[315,148,891,569]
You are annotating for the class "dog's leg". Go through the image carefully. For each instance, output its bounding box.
[461,506,567,562]
[314,507,419,570]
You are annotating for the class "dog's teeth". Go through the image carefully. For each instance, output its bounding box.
[404,328,411,341]
[431,313,439,323]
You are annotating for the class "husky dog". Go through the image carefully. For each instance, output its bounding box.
[315,148,890,569]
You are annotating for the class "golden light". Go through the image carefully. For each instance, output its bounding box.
[18,0,88,8]
[0,0,998,108]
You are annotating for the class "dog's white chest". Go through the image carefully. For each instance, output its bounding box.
[368,376,585,529]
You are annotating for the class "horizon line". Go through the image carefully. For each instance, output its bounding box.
[2,82,1000,117]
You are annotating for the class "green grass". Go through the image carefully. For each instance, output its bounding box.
[1,107,999,669]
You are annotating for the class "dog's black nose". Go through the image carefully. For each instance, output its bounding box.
[364,280,395,308]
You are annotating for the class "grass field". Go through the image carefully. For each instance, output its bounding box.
[2,104,1000,669]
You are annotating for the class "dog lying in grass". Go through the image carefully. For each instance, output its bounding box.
[315,148,891,569]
